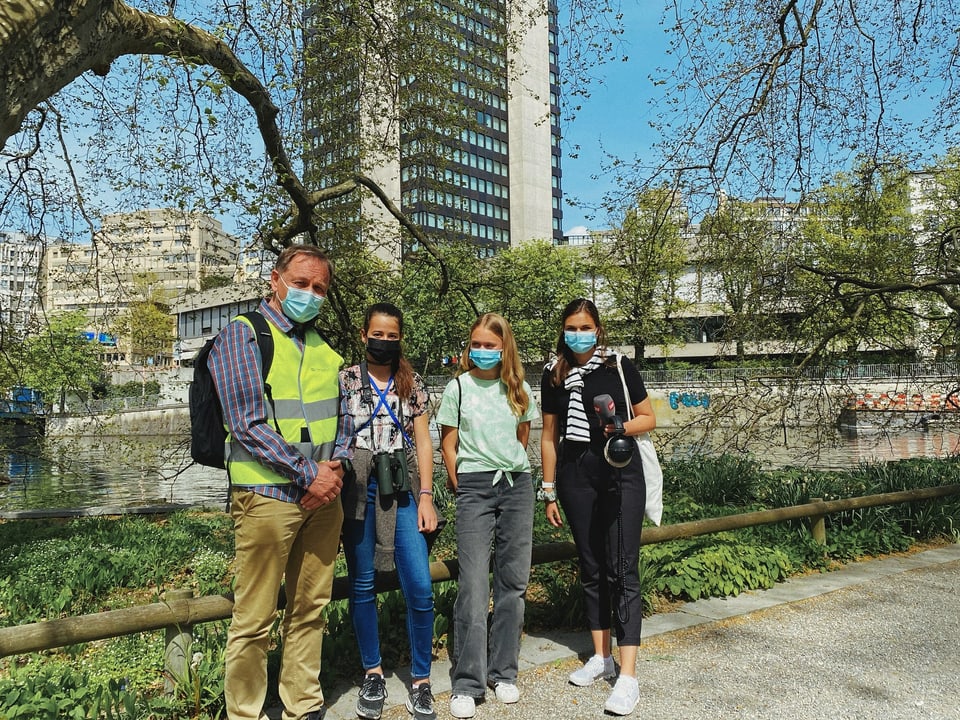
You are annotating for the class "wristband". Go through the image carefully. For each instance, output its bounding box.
[419,489,433,496]
[537,487,557,503]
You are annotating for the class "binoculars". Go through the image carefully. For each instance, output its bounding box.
[374,449,410,496]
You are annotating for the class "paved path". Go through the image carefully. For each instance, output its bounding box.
[315,543,960,720]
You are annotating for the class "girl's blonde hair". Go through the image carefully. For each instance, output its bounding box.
[460,312,529,417]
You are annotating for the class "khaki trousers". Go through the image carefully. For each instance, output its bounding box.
[225,490,344,720]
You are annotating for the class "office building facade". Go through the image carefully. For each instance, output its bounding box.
[303,0,562,260]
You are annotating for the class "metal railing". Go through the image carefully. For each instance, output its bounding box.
[67,395,164,415]
[427,362,960,391]
[636,362,960,386]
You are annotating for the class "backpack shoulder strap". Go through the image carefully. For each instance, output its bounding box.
[359,359,373,406]
[240,310,274,379]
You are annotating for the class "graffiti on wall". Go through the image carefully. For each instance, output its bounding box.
[669,391,711,410]
[844,391,960,412]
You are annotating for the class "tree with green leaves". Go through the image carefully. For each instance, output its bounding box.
[22,312,104,414]
[794,161,920,366]
[698,196,797,362]
[111,273,176,366]
[396,243,484,376]
[482,240,587,363]
[589,188,689,362]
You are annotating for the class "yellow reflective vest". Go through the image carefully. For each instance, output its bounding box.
[226,316,343,486]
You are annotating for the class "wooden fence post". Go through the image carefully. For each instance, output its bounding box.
[163,588,195,695]
[809,498,827,546]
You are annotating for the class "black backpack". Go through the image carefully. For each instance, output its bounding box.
[189,311,275,468]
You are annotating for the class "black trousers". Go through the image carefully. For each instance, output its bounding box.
[557,440,646,645]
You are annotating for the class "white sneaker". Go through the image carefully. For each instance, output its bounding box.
[604,675,639,716]
[568,654,615,686]
[449,695,476,719]
[493,682,519,704]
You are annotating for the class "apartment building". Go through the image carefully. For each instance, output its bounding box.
[41,210,239,364]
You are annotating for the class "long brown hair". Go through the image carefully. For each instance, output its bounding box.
[459,312,529,417]
[549,298,610,387]
[364,302,415,401]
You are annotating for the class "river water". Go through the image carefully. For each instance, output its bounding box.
[2,424,960,513]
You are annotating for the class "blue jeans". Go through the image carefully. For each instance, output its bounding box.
[451,471,534,697]
[342,480,435,680]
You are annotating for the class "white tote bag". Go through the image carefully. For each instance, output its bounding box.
[617,355,663,526]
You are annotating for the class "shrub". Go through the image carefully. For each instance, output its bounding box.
[665,454,762,506]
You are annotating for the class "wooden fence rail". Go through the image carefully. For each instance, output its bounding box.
[2,483,959,660]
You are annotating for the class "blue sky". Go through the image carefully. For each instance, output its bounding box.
[557,1,955,236]
[559,3,670,233]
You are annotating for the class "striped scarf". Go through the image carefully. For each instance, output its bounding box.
[563,349,606,442]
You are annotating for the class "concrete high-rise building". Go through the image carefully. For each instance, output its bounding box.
[303,0,562,261]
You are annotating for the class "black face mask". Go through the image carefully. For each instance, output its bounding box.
[366,337,401,365]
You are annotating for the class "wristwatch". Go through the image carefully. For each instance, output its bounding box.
[537,487,557,503]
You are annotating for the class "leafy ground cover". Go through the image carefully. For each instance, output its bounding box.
[1,456,958,719]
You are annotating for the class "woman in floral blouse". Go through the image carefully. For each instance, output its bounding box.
[340,302,438,720]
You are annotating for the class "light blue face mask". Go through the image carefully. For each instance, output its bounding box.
[280,275,326,323]
[564,330,597,354]
[469,348,502,369]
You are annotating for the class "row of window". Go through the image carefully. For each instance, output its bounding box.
[402,138,509,177]
[434,0,504,25]
[435,4,503,45]
[450,146,509,175]
[412,211,509,244]
[460,128,508,155]
[401,164,509,199]
[450,79,507,110]
[475,110,507,134]
[0,249,41,263]
[179,300,260,340]
[403,187,509,221]
[452,51,506,83]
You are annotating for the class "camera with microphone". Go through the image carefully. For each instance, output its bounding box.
[593,394,634,468]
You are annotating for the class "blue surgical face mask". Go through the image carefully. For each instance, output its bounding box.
[469,348,502,370]
[564,330,597,354]
[279,275,325,323]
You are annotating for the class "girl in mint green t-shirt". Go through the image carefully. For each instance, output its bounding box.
[437,313,537,718]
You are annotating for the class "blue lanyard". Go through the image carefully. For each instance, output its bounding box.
[369,376,414,448]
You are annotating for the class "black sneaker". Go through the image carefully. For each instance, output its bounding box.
[356,673,387,720]
[405,682,437,720]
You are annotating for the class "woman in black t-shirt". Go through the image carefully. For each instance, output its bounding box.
[540,298,656,717]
